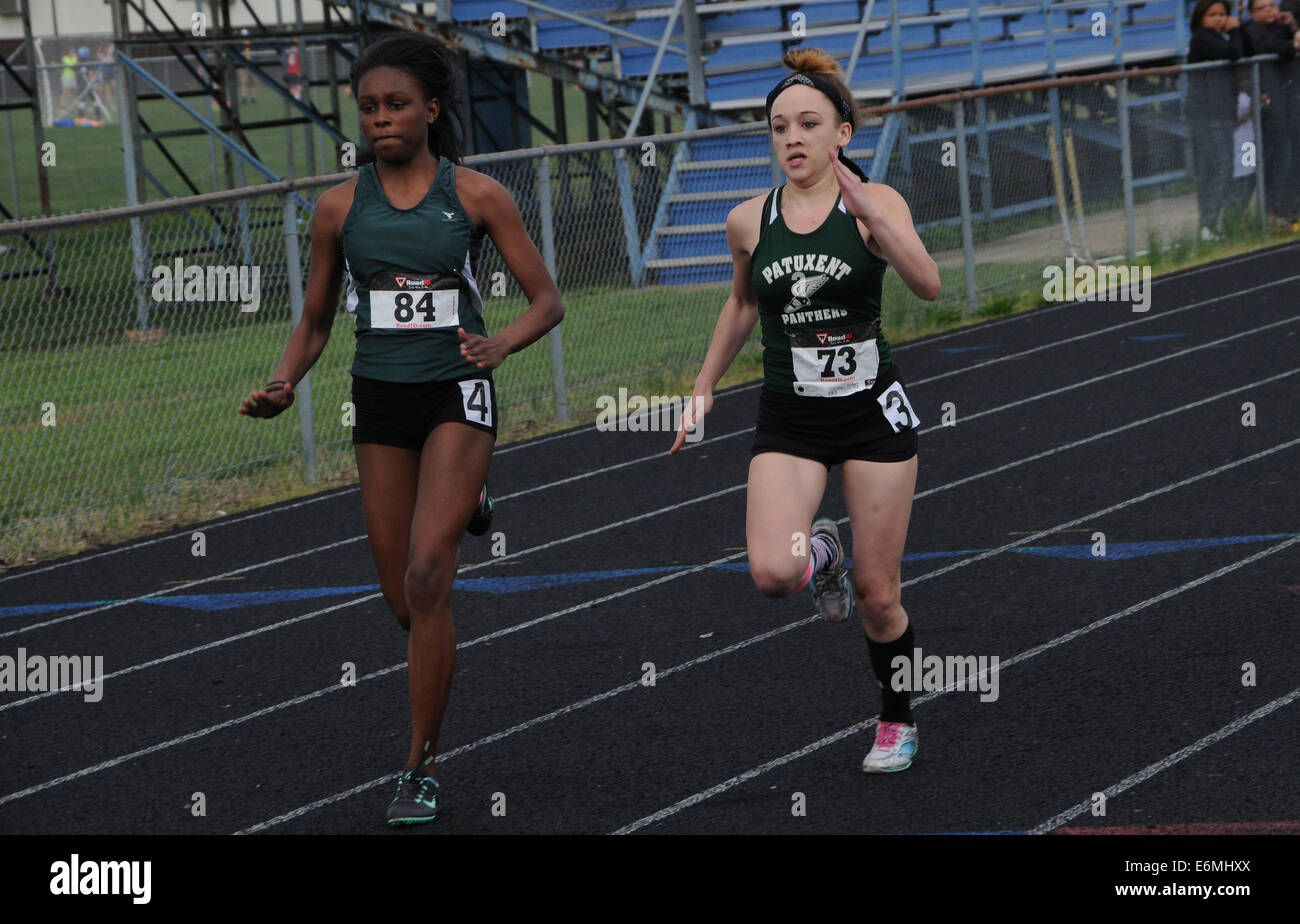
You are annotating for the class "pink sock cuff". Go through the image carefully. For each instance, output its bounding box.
[794,558,814,592]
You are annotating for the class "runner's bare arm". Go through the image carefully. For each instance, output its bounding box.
[268,181,350,386]
[692,199,763,394]
[459,170,563,360]
[856,182,940,301]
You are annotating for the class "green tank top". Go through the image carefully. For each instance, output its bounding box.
[343,157,488,383]
[750,185,891,397]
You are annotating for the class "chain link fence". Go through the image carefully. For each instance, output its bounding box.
[0,57,1281,567]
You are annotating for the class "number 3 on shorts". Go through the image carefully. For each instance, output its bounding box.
[459,379,493,427]
[876,381,919,433]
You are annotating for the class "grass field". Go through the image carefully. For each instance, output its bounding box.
[0,62,1285,567]
[3,214,1256,570]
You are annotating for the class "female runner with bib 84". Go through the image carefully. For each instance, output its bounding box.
[238,33,563,825]
[671,49,940,773]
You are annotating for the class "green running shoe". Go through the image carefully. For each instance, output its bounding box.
[386,768,441,826]
[809,517,852,623]
[466,485,494,536]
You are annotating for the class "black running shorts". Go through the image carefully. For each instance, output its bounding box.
[351,373,498,450]
[751,363,918,467]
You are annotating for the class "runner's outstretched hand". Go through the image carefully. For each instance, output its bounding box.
[669,392,711,455]
[238,380,295,419]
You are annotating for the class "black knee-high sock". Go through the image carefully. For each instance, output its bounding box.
[865,623,916,724]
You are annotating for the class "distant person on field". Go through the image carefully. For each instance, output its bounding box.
[97,45,117,117]
[1187,0,1245,240]
[59,50,78,117]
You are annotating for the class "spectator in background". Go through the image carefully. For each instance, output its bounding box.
[97,45,117,117]
[1242,0,1300,230]
[1231,86,1259,213]
[1188,0,1245,240]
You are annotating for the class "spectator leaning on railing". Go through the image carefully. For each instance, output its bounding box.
[1241,0,1300,230]
[1187,0,1245,240]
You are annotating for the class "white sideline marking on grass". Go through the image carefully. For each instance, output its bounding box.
[612,533,1300,834]
[4,440,1291,813]
[1031,684,1300,834]
[0,488,354,585]
[5,367,1295,712]
[8,306,1292,643]
[5,242,1290,585]
[234,617,816,833]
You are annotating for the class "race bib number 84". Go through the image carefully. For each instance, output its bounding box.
[368,271,460,330]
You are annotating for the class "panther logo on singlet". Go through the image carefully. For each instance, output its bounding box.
[782,271,829,314]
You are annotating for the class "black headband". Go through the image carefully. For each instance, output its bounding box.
[765,71,868,182]
[765,71,853,124]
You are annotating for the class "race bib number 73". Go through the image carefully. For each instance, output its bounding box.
[789,322,880,398]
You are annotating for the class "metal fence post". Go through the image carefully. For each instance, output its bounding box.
[1117,75,1135,261]
[615,148,644,286]
[1251,61,1267,232]
[116,66,150,328]
[953,98,978,315]
[537,153,569,423]
[282,190,317,480]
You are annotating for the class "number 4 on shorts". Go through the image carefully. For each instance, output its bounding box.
[459,379,493,427]
[877,381,919,433]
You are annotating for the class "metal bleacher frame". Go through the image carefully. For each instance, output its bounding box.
[351,2,1196,286]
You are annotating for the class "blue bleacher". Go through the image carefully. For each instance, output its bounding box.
[480,1,1186,286]
[452,1,530,19]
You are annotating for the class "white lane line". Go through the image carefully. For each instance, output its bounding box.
[9,306,1292,641]
[906,280,1300,389]
[1030,685,1300,835]
[0,482,744,641]
[496,426,754,503]
[6,242,1292,584]
[234,617,816,834]
[611,533,1300,834]
[5,367,1294,712]
[5,439,1291,813]
[35,436,1284,826]
[0,488,354,585]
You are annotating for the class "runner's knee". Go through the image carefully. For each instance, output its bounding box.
[404,551,456,614]
[852,570,901,623]
[750,557,806,598]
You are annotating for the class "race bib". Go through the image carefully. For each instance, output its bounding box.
[877,380,920,433]
[368,271,460,330]
[458,379,493,428]
[789,322,880,397]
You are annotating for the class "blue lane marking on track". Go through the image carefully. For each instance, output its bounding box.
[1014,533,1297,561]
[1129,333,1190,342]
[938,344,1001,354]
[4,534,1294,619]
